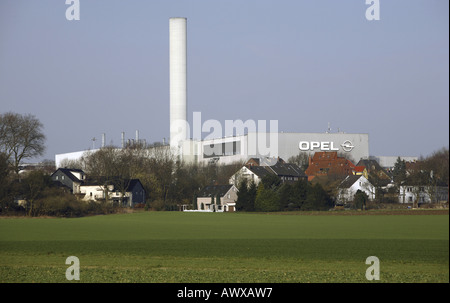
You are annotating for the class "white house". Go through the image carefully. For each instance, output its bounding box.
[79,184,113,202]
[229,159,307,187]
[338,175,375,204]
[79,179,146,207]
[196,184,238,212]
[398,185,448,205]
[229,165,272,187]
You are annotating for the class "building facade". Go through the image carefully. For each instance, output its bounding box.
[180,132,370,166]
[338,175,375,204]
[196,184,238,212]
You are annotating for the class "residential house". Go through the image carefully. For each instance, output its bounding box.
[229,165,273,187]
[79,182,113,202]
[398,185,448,205]
[266,161,308,183]
[229,158,307,187]
[80,178,146,207]
[337,175,375,204]
[196,184,238,212]
[118,179,146,206]
[356,159,392,183]
[305,152,366,181]
[51,168,85,194]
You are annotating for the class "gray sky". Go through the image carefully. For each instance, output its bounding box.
[0,0,448,162]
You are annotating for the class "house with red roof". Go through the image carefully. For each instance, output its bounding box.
[304,152,366,181]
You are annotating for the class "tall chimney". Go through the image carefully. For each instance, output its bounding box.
[121,132,125,148]
[169,17,188,152]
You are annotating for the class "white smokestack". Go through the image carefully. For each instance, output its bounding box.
[169,17,188,152]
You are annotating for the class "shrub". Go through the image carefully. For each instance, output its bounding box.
[150,200,165,211]
[353,190,369,210]
[34,193,85,217]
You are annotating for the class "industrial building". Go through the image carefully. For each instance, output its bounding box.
[55,17,414,169]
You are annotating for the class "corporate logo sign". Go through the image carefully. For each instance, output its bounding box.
[299,140,355,152]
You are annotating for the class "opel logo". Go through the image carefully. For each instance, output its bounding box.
[341,140,355,152]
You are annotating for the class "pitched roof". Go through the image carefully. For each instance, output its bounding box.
[247,165,273,178]
[339,175,366,189]
[267,162,307,178]
[240,161,306,179]
[198,184,234,198]
[356,159,392,178]
[51,168,84,183]
[353,166,366,173]
[82,177,144,192]
[246,158,260,166]
[305,152,362,179]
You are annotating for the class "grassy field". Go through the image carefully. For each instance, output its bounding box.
[0,210,448,283]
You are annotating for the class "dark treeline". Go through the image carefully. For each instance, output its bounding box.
[235,174,334,212]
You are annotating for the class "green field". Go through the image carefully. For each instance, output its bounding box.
[0,211,448,283]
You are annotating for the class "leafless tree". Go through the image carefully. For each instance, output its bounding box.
[0,112,46,175]
[288,152,310,170]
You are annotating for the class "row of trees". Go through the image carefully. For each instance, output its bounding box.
[60,145,244,211]
[392,148,449,205]
[236,175,334,212]
[393,148,449,187]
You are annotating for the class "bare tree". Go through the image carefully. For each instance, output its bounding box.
[147,146,176,202]
[0,112,46,175]
[288,152,310,170]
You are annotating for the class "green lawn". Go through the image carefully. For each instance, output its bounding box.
[0,211,448,283]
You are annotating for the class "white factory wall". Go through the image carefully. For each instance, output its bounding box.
[186,132,370,165]
[55,150,98,169]
[277,132,370,164]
